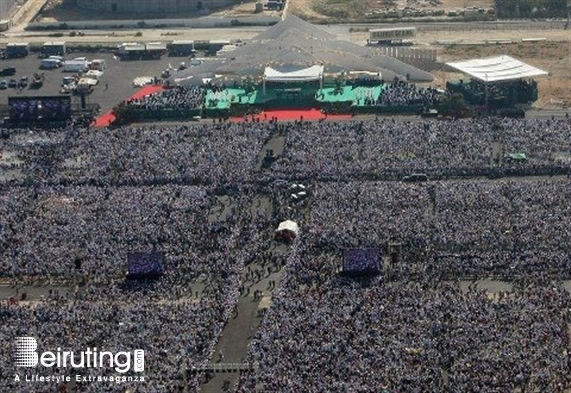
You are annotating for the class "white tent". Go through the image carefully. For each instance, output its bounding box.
[264,65,324,82]
[263,65,324,94]
[275,220,299,237]
[446,55,547,83]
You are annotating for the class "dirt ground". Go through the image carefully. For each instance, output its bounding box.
[288,0,493,21]
[37,0,281,22]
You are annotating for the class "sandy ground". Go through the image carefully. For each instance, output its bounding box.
[288,0,494,20]
[438,0,493,9]
[392,0,494,10]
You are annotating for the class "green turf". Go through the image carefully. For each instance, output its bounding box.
[204,84,389,109]
[204,88,258,109]
[316,85,388,106]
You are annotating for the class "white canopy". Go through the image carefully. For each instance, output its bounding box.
[446,55,547,83]
[275,220,299,236]
[264,65,324,82]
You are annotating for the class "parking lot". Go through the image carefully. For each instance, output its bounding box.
[0,51,180,114]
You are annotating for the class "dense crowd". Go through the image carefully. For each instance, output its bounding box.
[0,182,279,392]
[119,80,446,110]
[1,117,570,186]
[237,178,571,392]
[238,245,571,392]
[307,180,571,278]
[124,86,205,111]
[0,289,232,392]
[0,123,272,185]
[376,80,446,107]
[0,186,213,276]
[1,116,571,392]
[273,117,571,180]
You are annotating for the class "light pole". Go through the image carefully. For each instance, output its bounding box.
[484,73,489,109]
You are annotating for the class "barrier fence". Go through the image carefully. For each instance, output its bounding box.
[375,47,438,62]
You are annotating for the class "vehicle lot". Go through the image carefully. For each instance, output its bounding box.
[0,52,176,113]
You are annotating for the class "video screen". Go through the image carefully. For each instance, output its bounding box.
[342,248,381,274]
[8,98,39,121]
[127,252,166,276]
[8,96,71,121]
[39,97,71,120]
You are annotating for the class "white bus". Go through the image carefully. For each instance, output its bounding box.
[369,27,416,43]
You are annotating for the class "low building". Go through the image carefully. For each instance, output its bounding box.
[76,0,233,13]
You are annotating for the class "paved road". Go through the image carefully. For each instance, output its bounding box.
[2,19,569,43]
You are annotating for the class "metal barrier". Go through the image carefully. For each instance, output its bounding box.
[190,363,257,373]
[375,47,438,62]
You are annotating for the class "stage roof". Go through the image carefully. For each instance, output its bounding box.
[169,15,433,87]
[446,55,548,83]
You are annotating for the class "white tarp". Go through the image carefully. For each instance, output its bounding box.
[446,55,547,83]
[276,220,299,236]
[264,65,324,82]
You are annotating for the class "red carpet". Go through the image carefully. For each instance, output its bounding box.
[232,108,352,122]
[93,85,164,127]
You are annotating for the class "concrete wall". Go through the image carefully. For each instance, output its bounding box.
[76,0,234,13]
[0,0,18,20]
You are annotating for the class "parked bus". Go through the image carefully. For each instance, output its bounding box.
[369,27,416,44]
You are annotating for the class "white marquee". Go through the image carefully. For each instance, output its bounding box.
[446,55,547,83]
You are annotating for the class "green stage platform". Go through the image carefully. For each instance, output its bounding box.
[316,85,387,106]
[204,88,258,110]
[203,84,390,110]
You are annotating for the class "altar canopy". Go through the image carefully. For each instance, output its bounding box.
[264,65,324,82]
[446,55,547,83]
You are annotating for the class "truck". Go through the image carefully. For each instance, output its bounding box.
[74,77,97,94]
[31,73,46,88]
[6,43,29,58]
[90,59,106,71]
[63,60,89,73]
[42,41,66,57]
[168,40,195,57]
[40,58,62,69]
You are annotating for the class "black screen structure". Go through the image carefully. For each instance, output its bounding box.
[8,96,71,122]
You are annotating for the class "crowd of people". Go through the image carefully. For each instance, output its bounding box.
[0,123,272,185]
[375,80,446,107]
[1,115,571,392]
[1,117,570,186]
[118,80,447,112]
[306,180,571,279]
[272,117,571,180]
[0,181,279,392]
[0,185,213,276]
[238,246,571,392]
[124,86,205,111]
[237,177,571,391]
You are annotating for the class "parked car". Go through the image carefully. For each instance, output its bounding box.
[0,80,7,89]
[8,79,18,88]
[0,67,16,76]
[18,76,29,88]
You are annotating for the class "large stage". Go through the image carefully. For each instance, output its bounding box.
[203,85,389,110]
